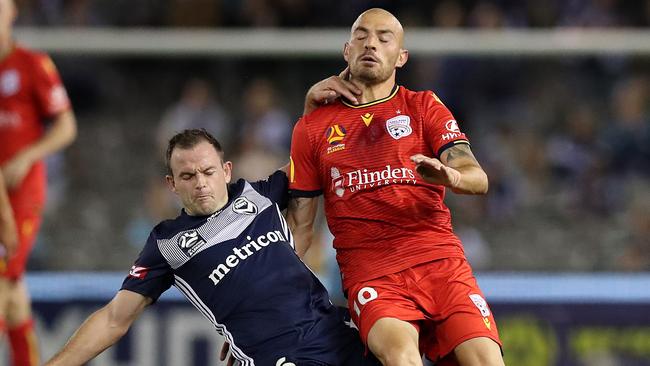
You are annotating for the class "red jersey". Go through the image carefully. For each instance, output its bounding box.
[290,85,472,289]
[0,45,70,214]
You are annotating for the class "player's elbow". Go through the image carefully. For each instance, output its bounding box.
[475,171,489,195]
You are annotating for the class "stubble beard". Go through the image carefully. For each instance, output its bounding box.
[352,62,393,86]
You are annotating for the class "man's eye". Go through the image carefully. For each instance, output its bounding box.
[205,170,215,175]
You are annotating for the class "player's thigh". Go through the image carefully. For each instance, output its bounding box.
[347,278,424,365]
[453,337,504,366]
[347,275,423,344]
[416,258,501,361]
[367,317,421,365]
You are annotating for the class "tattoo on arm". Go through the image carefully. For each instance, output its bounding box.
[442,143,476,166]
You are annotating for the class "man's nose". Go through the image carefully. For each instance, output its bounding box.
[195,173,207,187]
[364,34,378,50]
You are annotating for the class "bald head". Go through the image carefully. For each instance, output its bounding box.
[351,8,404,47]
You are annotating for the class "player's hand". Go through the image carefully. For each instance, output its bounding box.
[410,154,461,189]
[219,341,237,366]
[2,154,33,189]
[0,214,18,259]
[303,67,362,115]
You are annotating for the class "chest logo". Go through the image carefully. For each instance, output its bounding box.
[386,115,412,140]
[178,230,206,256]
[325,124,346,154]
[0,70,20,97]
[361,113,374,126]
[233,197,258,215]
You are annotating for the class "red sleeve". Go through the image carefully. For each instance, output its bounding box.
[421,91,469,158]
[31,53,71,118]
[289,117,322,196]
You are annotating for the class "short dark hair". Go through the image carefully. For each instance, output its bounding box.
[165,129,225,175]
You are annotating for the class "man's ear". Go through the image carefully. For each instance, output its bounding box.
[343,42,350,63]
[396,49,409,68]
[223,161,233,184]
[165,175,177,193]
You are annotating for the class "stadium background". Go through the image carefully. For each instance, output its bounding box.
[5,0,650,365]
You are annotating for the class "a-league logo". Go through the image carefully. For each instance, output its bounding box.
[178,230,206,256]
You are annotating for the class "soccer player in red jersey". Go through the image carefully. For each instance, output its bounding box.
[0,1,77,364]
[288,8,504,366]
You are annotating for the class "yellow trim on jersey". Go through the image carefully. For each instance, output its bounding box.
[342,85,399,108]
[289,157,295,183]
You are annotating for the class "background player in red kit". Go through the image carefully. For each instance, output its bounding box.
[288,8,504,366]
[0,0,77,364]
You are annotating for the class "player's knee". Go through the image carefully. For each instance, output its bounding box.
[373,345,422,366]
[454,337,504,366]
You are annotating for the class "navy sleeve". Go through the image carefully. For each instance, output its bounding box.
[121,231,174,303]
[250,170,290,209]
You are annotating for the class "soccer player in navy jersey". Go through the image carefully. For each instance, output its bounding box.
[45,129,379,366]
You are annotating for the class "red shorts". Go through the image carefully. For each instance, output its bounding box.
[346,257,501,364]
[0,213,41,280]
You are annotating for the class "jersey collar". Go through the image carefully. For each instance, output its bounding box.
[341,84,399,108]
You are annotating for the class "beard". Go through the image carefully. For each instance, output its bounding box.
[351,60,394,85]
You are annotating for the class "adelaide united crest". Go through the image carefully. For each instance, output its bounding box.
[386,115,412,140]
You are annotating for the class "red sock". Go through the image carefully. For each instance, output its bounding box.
[8,318,39,366]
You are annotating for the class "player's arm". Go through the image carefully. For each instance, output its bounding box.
[0,173,17,257]
[303,68,361,115]
[411,144,488,195]
[2,109,77,189]
[286,196,319,257]
[45,290,152,366]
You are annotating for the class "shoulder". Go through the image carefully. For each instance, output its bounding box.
[151,215,184,241]
[13,46,45,63]
[14,47,55,74]
[303,103,344,124]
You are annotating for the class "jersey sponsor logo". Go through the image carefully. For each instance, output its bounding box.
[208,230,287,285]
[330,164,417,197]
[325,124,346,154]
[330,167,345,197]
[386,115,412,140]
[469,294,491,317]
[128,265,149,279]
[361,112,374,126]
[178,230,207,256]
[232,197,258,215]
[0,70,19,97]
[442,119,462,140]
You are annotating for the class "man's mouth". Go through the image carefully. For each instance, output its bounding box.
[359,55,379,64]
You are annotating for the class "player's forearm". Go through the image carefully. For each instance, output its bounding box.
[450,165,488,195]
[18,110,77,165]
[45,304,131,365]
[286,197,318,257]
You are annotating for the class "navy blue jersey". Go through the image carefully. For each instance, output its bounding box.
[122,171,378,366]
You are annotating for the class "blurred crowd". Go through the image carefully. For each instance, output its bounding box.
[14,0,650,28]
[11,2,649,281]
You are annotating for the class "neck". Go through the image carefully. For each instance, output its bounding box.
[0,36,13,60]
[354,76,396,104]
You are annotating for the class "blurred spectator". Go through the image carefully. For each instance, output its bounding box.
[599,76,650,178]
[156,78,232,153]
[232,78,291,180]
[616,182,650,270]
